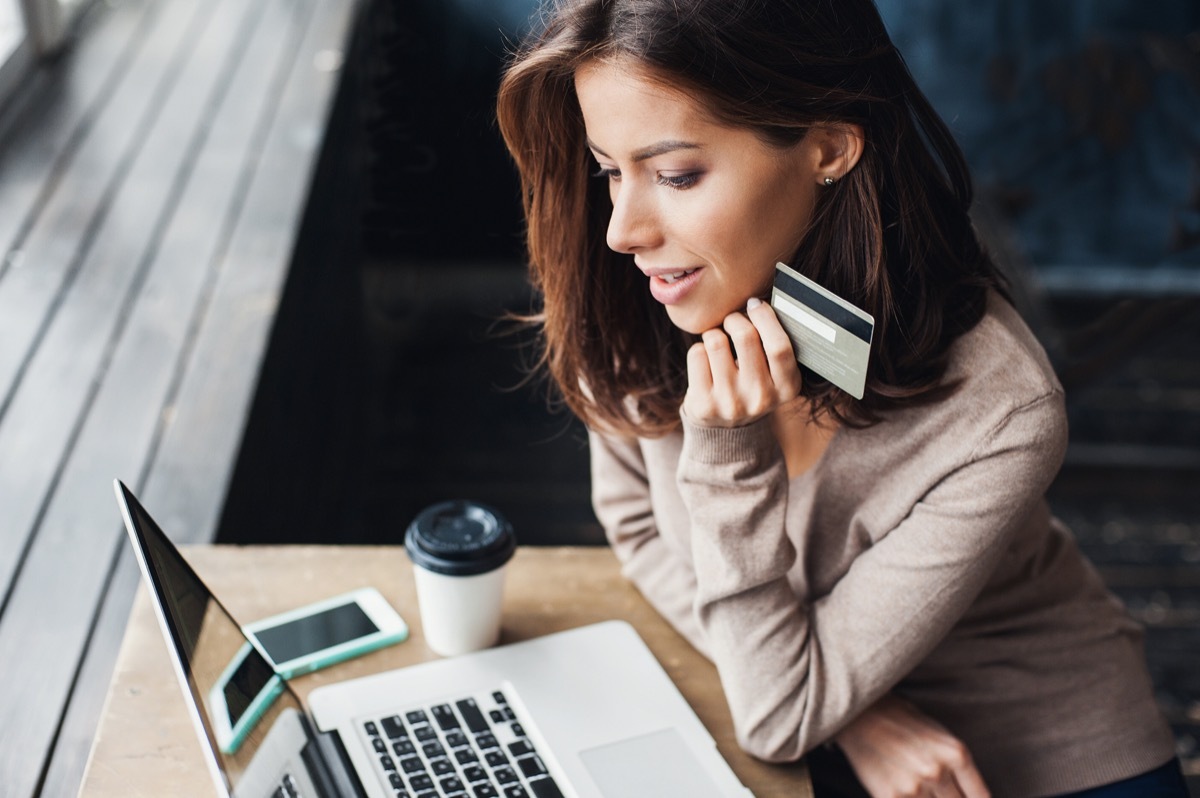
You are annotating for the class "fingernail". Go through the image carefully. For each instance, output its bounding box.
[746,297,762,311]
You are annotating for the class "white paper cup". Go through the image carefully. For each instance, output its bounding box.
[405,500,515,657]
[411,566,507,656]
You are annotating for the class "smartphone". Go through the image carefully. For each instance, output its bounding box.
[244,587,409,680]
[207,588,407,754]
[209,642,285,754]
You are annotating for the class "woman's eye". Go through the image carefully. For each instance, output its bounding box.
[657,172,701,190]
[592,166,621,182]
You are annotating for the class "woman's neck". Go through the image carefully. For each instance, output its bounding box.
[771,400,840,479]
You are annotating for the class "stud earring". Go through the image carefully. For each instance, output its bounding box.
[823,176,836,186]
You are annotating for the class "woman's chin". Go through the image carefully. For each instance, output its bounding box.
[664,303,744,336]
[664,306,714,335]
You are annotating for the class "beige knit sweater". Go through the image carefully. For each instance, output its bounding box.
[588,293,1175,796]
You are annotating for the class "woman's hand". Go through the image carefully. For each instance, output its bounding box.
[834,695,991,798]
[683,298,803,427]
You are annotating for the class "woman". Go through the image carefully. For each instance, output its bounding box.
[495,1,1184,795]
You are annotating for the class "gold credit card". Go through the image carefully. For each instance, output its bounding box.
[770,262,874,399]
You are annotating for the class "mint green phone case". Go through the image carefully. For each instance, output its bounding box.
[243,587,409,680]
[209,642,286,755]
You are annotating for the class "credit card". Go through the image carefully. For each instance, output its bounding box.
[770,262,874,399]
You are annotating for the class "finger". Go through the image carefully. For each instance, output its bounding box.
[701,328,738,394]
[686,341,713,394]
[686,340,710,417]
[930,737,990,798]
[721,312,770,381]
[746,300,802,395]
[683,342,720,422]
[930,735,987,798]
[950,758,990,798]
[928,770,966,798]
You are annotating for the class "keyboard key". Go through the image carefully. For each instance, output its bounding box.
[422,741,446,759]
[446,731,469,748]
[433,703,461,731]
[493,766,517,784]
[510,723,525,737]
[414,791,437,798]
[394,739,416,756]
[502,707,517,722]
[271,788,286,798]
[456,699,490,733]
[406,710,430,725]
[382,716,406,739]
[414,725,438,742]
[440,776,466,793]
[508,740,533,757]
[430,757,456,775]
[380,754,396,772]
[502,787,528,798]
[389,773,404,789]
[489,710,506,724]
[282,774,300,798]
[372,737,387,754]
[475,732,498,750]
[473,785,499,798]
[400,756,425,774]
[365,721,380,737]
[409,773,434,791]
[485,751,509,768]
[462,765,487,782]
[528,778,565,798]
[492,691,508,705]
[517,756,547,779]
[455,748,479,765]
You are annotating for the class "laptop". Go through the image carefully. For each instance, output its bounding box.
[114,480,753,798]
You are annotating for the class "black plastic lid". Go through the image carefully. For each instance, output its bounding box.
[404,500,516,576]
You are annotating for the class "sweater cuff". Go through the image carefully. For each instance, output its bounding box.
[679,411,777,465]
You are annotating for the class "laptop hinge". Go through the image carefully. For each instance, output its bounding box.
[300,715,367,798]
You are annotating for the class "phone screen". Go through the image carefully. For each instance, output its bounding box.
[252,600,380,664]
[223,648,277,728]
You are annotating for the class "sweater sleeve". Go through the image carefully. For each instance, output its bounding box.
[679,392,1068,762]
[588,428,710,657]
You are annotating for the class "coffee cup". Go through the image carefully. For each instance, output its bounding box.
[404,500,516,656]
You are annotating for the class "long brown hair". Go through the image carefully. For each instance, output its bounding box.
[496,0,1005,436]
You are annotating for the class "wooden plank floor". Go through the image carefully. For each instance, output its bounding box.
[0,0,362,795]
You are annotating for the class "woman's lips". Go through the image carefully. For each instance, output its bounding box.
[647,268,703,305]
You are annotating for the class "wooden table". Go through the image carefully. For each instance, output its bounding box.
[79,546,812,797]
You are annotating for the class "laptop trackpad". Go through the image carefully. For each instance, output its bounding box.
[579,728,726,798]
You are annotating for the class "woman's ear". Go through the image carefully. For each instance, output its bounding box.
[812,123,864,185]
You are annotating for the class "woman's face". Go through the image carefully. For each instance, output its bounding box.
[574,58,823,334]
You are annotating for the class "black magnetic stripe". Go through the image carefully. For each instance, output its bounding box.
[773,270,873,343]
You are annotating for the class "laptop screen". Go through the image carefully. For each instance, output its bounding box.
[118,482,310,795]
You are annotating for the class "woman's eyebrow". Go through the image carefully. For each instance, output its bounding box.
[587,139,702,162]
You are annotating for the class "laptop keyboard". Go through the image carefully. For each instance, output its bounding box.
[363,689,564,798]
[271,772,302,798]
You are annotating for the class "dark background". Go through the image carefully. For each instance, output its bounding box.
[215,0,1200,782]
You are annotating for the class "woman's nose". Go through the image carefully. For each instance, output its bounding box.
[606,185,659,254]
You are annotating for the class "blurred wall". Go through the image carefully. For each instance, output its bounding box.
[876,0,1200,290]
